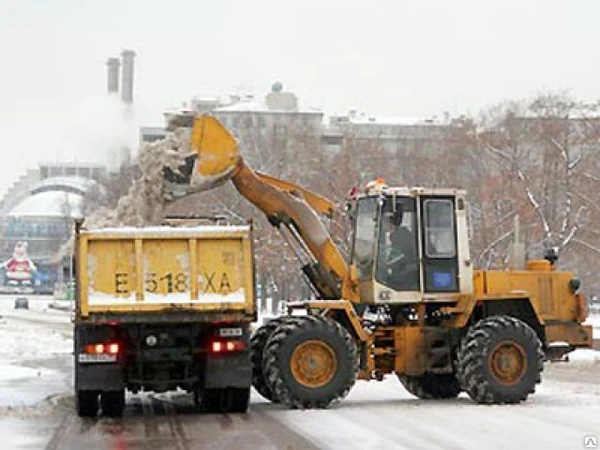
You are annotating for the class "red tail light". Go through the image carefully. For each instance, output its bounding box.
[85,342,120,355]
[210,340,246,354]
[212,341,223,353]
[108,343,120,354]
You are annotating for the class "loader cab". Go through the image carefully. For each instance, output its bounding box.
[350,186,472,303]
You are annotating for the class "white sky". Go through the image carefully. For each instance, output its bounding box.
[0,0,599,197]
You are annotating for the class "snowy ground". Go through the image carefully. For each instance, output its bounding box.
[0,296,72,449]
[585,313,600,340]
[0,296,598,449]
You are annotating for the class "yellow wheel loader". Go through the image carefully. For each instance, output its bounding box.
[164,115,593,408]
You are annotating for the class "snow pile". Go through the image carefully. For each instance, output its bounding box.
[84,127,194,228]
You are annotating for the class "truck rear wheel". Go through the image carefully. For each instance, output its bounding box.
[263,316,358,409]
[202,387,250,413]
[399,373,461,399]
[250,317,288,402]
[457,315,543,404]
[100,390,125,417]
[76,390,99,417]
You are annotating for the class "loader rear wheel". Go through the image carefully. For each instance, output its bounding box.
[263,316,358,409]
[399,373,461,399]
[457,315,543,404]
[250,317,288,402]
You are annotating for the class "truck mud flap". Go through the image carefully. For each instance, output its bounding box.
[76,363,124,391]
[204,351,251,389]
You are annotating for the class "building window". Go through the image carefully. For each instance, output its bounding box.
[274,124,287,137]
[244,116,253,127]
[258,116,266,128]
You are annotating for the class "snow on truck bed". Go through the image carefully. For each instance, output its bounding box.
[87,289,246,305]
[85,225,250,237]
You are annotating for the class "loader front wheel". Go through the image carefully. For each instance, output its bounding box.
[399,373,461,399]
[457,315,543,404]
[263,316,358,409]
[250,317,288,402]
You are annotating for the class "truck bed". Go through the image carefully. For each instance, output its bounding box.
[76,225,255,319]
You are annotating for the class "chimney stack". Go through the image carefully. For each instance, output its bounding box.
[106,58,120,94]
[121,49,136,104]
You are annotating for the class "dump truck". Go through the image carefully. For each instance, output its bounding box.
[74,223,256,417]
[161,115,593,409]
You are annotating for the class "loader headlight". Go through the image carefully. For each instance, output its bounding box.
[145,334,158,347]
[568,278,581,293]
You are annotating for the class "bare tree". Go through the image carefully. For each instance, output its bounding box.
[474,92,600,291]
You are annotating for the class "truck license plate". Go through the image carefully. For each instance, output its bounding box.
[78,354,117,363]
[219,327,243,337]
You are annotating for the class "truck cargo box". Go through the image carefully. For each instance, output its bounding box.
[76,225,255,318]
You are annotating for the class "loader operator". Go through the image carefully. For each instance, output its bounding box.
[379,202,420,291]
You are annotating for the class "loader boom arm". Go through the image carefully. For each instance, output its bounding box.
[186,116,350,299]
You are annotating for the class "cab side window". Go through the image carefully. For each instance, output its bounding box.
[424,199,455,258]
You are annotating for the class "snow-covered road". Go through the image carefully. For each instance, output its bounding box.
[0,296,598,449]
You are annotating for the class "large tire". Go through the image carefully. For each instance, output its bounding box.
[250,317,288,402]
[399,373,461,399]
[202,388,250,413]
[263,316,358,409]
[457,316,543,404]
[76,390,99,417]
[101,390,125,417]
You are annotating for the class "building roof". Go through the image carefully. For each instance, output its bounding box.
[213,98,322,115]
[30,176,95,196]
[351,116,441,126]
[332,114,444,127]
[8,191,83,218]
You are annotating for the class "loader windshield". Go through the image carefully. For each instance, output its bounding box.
[351,197,378,280]
[376,196,420,291]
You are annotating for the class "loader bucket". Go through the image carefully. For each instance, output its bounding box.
[163,116,240,196]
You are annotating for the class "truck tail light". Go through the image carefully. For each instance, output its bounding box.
[210,340,246,354]
[85,342,120,355]
[108,343,120,354]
